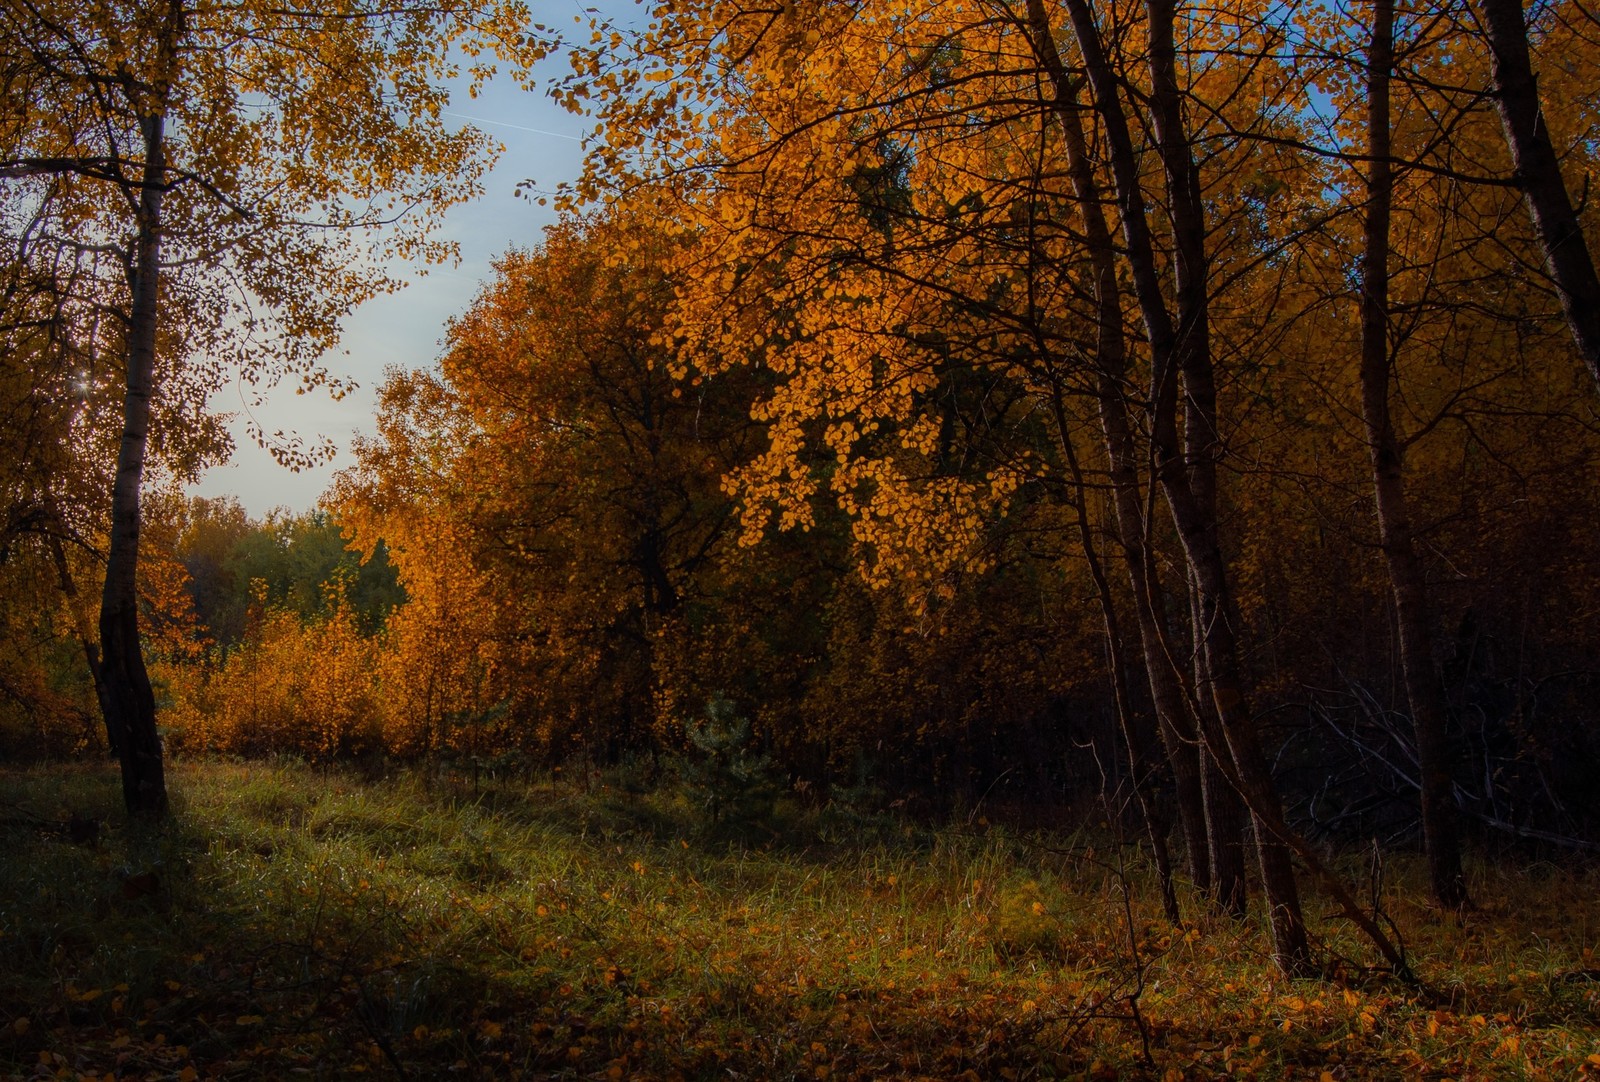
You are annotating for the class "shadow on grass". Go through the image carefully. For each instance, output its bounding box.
[3,760,1598,1081]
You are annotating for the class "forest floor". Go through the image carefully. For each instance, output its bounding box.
[1,761,1597,1080]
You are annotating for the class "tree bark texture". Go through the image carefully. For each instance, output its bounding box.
[1144,0,1252,914]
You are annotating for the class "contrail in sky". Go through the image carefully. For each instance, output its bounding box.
[442,110,583,141]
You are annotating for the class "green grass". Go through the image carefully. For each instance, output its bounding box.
[1,760,1598,1080]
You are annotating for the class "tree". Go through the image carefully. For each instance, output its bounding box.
[1356,0,1468,908]
[1032,0,1310,972]
[569,0,1315,961]
[0,0,547,814]
[172,500,402,649]
[338,209,761,762]
[1019,0,1233,917]
[1472,0,1600,391]
[565,0,1525,974]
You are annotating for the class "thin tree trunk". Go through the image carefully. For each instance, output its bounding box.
[1145,0,1255,922]
[1023,0,1212,895]
[1188,575,1250,916]
[44,516,115,750]
[1475,0,1600,389]
[101,106,168,817]
[1360,0,1469,909]
[1111,397,1217,898]
[100,6,182,817]
[1129,520,1213,895]
[1056,0,1312,974]
[1472,0,1600,384]
[1176,533,1309,968]
[1050,385,1181,924]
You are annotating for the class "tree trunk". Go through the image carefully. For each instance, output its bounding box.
[1023,0,1212,896]
[100,97,172,817]
[1176,531,1309,969]
[44,518,116,752]
[1476,0,1600,390]
[1188,576,1250,916]
[1050,385,1182,924]
[1360,0,1469,909]
[1131,548,1213,895]
[1111,399,1218,899]
[1056,0,1312,974]
[1146,0,1255,921]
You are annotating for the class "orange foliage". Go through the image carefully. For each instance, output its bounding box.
[161,580,379,759]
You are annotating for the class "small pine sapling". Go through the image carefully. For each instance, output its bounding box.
[679,694,779,831]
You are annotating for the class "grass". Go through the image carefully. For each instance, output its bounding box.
[0,760,1597,1080]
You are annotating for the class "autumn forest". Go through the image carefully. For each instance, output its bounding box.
[4,0,1600,1078]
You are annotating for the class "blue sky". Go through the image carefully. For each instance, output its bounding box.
[189,5,634,517]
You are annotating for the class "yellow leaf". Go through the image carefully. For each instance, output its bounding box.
[235,1014,264,1025]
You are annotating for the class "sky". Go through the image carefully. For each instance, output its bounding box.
[188,6,633,518]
